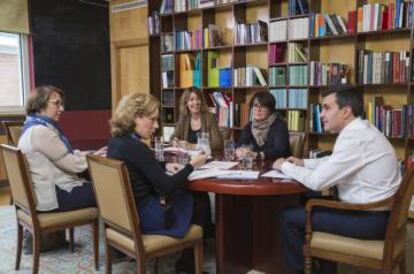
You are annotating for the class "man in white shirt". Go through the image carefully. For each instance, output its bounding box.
[273,86,401,274]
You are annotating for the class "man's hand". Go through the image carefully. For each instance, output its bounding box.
[272,158,286,170]
[166,163,184,174]
[286,156,304,166]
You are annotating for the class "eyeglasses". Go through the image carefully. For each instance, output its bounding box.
[49,100,65,107]
[253,104,265,110]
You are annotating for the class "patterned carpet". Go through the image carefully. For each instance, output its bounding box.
[0,205,413,274]
[0,206,216,274]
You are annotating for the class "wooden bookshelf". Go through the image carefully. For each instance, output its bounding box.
[148,0,414,208]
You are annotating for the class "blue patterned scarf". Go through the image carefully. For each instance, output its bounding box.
[22,114,73,153]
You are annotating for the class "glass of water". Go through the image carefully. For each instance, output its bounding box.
[178,141,189,165]
[154,136,164,161]
[224,139,236,161]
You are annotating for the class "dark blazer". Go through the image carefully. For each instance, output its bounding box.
[236,118,291,160]
[107,134,193,205]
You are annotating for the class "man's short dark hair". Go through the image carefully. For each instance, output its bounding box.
[322,85,363,117]
[250,91,276,112]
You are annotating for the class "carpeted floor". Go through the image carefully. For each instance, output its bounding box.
[0,205,413,274]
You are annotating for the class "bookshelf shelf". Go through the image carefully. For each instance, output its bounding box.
[234,42,268,48]
[309,34,356,41]
[356,28,410,37]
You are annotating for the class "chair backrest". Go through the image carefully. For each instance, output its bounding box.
[86,155,144,254]
[383,156,414,258]
[2,121,24,146]
[289,132,305,158]
[0,144,37,214]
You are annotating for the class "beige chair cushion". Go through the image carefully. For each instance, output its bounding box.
[310,231,404,260]
[17,207,98,229]
[106,224,203,254]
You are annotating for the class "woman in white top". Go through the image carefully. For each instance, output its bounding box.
[18,85,106,212]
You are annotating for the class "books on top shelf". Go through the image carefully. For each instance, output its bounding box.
[160,0,173,15]
[289,0,309,16]
[235,20,268,45]
[357,1,413,33]
[174,0,186,12]
[357,50,409,85]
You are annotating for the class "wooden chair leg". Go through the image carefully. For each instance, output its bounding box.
[304,256,312,274]
[399,256,406,274]
[154,258,159,274]
[15,223,23,270]
[32,232,41,274]
[69,228,74,252]
[105,244,112,274]
[92,220,99,270]
[194,240,204,274]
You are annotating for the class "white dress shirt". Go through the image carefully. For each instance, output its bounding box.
[18,125,87,211]
[281,118,401,204]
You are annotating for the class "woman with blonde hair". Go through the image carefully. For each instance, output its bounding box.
[107,92,211,274]
[171,88,222,153]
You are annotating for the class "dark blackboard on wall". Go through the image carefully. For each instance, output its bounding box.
[30,0,111,110]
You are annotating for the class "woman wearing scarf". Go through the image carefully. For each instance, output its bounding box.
[18,85,106,212]
[236,91,291,161]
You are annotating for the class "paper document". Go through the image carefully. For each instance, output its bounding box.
[199,161,239,170]
[188,169,231,181]
[216,171,260,180]
[261,170,293,179]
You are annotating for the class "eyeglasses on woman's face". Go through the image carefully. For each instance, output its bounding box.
[48,99,65,108]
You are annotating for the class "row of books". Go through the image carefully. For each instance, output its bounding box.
[233,65,267,87]
[309,62,349,87]
[269,17,309,42]
[148,11,160,35]
[269,88,307,109]
[208,92,234,127]
[357,50,410,85]
[357,1,413,33]
[178,53,202,88]
[309,103,324,133]
[309,13,349,38]
[269,67,286,86]
[289,65,308,86]
[288,110,306,131]
[288,0,309,16]
[268,42,308,64]
[162,90,175,106]
[234,20,268,45]
[161,54,174,71]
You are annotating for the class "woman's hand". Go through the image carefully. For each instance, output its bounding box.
[166,163,184,174]
[189,153,207,169]
[93,146,107,157]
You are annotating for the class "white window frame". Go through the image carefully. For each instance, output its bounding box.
[0,32,31,114]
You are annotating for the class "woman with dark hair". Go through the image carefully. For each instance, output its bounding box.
[18,85,106,212]
[236,91,291,161]
[171,88,222,153]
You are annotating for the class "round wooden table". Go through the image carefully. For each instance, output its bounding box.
[187,161,308,274]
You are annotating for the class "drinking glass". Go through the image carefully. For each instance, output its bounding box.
[178,141,189,165]
[154,136,164,161]
[224,139,236,161]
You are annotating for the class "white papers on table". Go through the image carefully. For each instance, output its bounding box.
[198,161,239,170]
[261,170,293,179]
[216,171,260,180]
[188,169,231,181]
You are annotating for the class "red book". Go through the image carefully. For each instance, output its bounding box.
[388,3,395,29]
[348,10,357,33]
[382,6,389,30]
